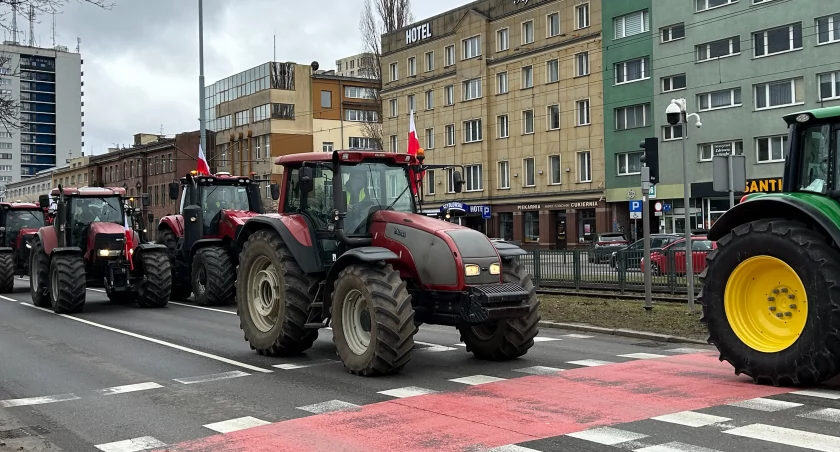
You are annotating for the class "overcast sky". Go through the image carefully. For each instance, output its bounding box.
[20,0,452,156]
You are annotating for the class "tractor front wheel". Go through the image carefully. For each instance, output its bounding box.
[458,258,540,361]
[331,263,415,376]
[157,228,191,300]
[49,253,86,314]
[136,250,172,308]
[29,237,50,308]
[192,246,235,306]
[699,219,840,386]
[0,251,14,293]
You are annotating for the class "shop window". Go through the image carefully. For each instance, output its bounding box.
[499,212,513,241]
[524,211,539,243]
[578,208,595,243]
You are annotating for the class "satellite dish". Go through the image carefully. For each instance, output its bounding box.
[311,61,319,72]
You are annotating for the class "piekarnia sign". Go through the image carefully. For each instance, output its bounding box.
[406,23,433,45]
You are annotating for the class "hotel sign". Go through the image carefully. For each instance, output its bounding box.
[406,23,433,45]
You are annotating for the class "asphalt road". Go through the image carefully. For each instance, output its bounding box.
[0,277,838,452]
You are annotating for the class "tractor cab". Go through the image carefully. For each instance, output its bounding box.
[41,187,131,259]
[0,202,46,290]
[171,171,268,238]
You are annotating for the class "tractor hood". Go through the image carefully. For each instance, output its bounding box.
[15,228,38,249]
[221,209,261,225]
[88,222,140,254]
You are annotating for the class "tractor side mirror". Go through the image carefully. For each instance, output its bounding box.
[168,182,179,200]
[270,183,280,201]
[298,167,314,194]
[38,194,49,209]
[141,193,151,207]
[452,170,465,193]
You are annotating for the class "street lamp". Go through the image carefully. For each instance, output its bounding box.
[666,98,702,312]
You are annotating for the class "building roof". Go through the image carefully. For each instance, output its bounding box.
[274,150,417,165]
[0,202,40,209]
[49,186,126,196]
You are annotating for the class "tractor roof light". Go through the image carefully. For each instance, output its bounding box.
[189,170,198,175]
[795,114,810,123]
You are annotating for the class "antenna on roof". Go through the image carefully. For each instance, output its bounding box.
[11,4,17,44]
[28,4,35,47]
[76,37,80,53]
[51,11,56,47]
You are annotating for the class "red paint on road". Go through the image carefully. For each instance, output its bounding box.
[157,353,801,452]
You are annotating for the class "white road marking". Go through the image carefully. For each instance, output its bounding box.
[449,375,507,385]
[513,366,564,375]
[88,288,106,293]
[0,393,80,408]
[727,397,802,412]
[20,302,274,373]
[203,416,271,434]
[724,423,840,451]
[799,408,840,423]
[566,359,614,367]
[272,359,338,370]
[532,336,561,342]
[97,382,163,396]
[619,353,668,360]
[488,446,542,452]
[0,295,17,302]
[562,334,594,339]
[634,442,722,452]
[174,371,251,385]
[665,347,711,354]
[791,389,840,400]
[378,386,438,398]
[169,301,237,315]
[414,340,458,352]
[651,411,731,427]
[95,436,167,452]
[454,342,467,347]
[296,400,360,414]
[567,427,648,445]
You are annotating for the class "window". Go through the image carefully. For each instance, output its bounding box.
[548,105,560,130]
[445,124,455,146]
[446,168,456,193]
[548,155,561,184]
[425,128,434,149]
[497,28,509,51]
[388,135,397,153]
[389,98,398,117]
[0,142,13,149]
[389,62,398,81]
[663,124,683,141]
[698,140,743,161]
[522,110,534,134]
[615,57,649,84]
[661,23,685,42]
[615,103,650,130]
[696,36,740,61]
[523,158,535,186]
[426,169,435,195]
[345,109,378,122]
[349,136,379,150]
[445,45,455,66]
[444,85,454,105]
[425,90,434,109]
[817,13,840,45]
[464,119,482,143]
[497,72,508,94]
[498,161,510,189]
[465,164,482,191]
[617,152,642,176]
[754,78,803,109]
[547,13,560,37]
[576,99,590,126]
[819,70,840,101]
[578,151,592,182]
[407,94,415,112]
[615,10,649,39]
[661,74,686,92]
[463,78,481,101]
[497,114,509,138]
[575,52,589,76]
[546,59,559,83]
[754,23,802,57]
[756,135,787,163]
[0,132,10,138]
[522,20,534,44]
[407,56,416,76]
[463,36,481,59]
[698,88,742,111]
[696,0,737,12]
[576,3,589,29]
[322,142,334,153]
[235,110,250,126]
[424,51,434,72]
[521,66,533,88]
[0,165,11,172]
[345,86,376,99]
[320,90,331,108]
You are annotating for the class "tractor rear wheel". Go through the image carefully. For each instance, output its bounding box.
[192,246,235,306]
[699,219,840,386]
[49,253,86,314]
[331,263,415,376]
[458,258,540,361]
[0,251,14,293]
[236,229,318,356]
[136,250,172,308]
[29,237,50,308]
[157,228,191,300]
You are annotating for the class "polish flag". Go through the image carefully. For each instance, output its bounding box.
[406,110,425,195]
[124,208,134,270]
[196,143,211,175]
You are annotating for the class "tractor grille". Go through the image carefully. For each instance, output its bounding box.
[471,283,529,301]
[94,233,124,250]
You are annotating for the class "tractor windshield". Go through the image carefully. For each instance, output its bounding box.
[341,162,415,235]
[69,196,125,226]
[4,209,44,246]
[797,123,833,194]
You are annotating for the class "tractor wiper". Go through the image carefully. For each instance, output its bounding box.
[385,184,410,211]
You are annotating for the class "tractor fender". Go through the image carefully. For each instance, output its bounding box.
[133,243,168,257]
[188,238,225,260]
[707,194,840,246]
[492,240,528,260]
[159,214,184,237]
[0,246,12,255]
[50,246,83,257]
[322,246,400,313]
[35,227,58,255]
[235,214,322,275]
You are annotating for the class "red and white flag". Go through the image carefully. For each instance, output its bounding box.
[406,110,425,195]
[196,143,211,175]
[123,210,134,270]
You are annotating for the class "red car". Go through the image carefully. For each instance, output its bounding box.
[640,236,717,276]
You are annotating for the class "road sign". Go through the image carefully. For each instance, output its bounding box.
[654,201,663,212]
[663,203,672,212]
[649,185,657,199]
[712,155,747,192]
[481,206,491,219]
[629,200,642,219]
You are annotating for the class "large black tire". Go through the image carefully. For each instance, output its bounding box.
[458,258,540,361]
[331,263,415,376]
[0,251,14,293]
[156,228,191,300]
[699,219,840,386]
[136,250,172,308]
[236,229,318,356]
[192,246,235,306]
[29,237,51,308]
[49,253,86,314]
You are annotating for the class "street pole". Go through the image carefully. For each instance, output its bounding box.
[198,0,207,162]
[641,166,653,311]
[727,153,735,208]
[682,115,695,312]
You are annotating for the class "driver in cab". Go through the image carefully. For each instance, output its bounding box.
[343,167,371,233]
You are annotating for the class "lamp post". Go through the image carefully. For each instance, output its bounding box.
[198,0,207,160]
[665,99,702,312]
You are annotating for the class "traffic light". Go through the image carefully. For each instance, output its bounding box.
[639,137,659,185]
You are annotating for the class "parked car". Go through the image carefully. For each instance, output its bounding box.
[609,234,681,269]
[587,232,629,264]
[639,236,717,276]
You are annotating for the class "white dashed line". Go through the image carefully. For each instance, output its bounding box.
[0,393,80,408]
[272,359,338,370]
[791,389,840,400]
[454,342,467,347]
[0,295,17,302]
[651,411,732,427]
[532,336,561,342]
[95,436,167,452]
[378,386,438,398]
[488,446,543,452]
[724,423,840,450]
[203,416,272,434]
[174,371,251,385]
[798,408,840,423]
[619,353,668,360]
[634,442,722,452]
[562,334,594,339]
[297,400,360,414]
[169,301,237,315]
[567,427,648,445]
[513,366,564,375]
[566,359,615,367]
[665,347,711,354]
[97,382,163,396]
[727,397,803,412]
[449,375,506,385]
[414,340,458,352]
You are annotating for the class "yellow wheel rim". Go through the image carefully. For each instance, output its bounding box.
[724,256,808,353]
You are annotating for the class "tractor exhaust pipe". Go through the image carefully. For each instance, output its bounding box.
[56,184,67,248]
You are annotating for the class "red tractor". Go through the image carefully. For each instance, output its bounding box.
[234,150,540,376]
[0,202,46,292]
[157,171,278,305]
[29,186,173,313]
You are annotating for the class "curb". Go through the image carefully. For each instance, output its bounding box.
[538,321,710,345]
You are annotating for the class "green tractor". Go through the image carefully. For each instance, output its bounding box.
[699,105,840,386]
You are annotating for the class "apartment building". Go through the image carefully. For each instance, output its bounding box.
[380,0,606,249]
[51,155,90,189]
[647,0,840,232]
[4,168,54,202]
[335,53,377,78]
[311,71,381,151]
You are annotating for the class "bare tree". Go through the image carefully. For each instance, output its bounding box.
[359,0,412,150]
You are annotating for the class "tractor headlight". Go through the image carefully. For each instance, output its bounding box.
[489,263,501,275]
[98,249,122,257]
[99,249,110,257]
[464,264,481,277]
[25,242,31,249]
